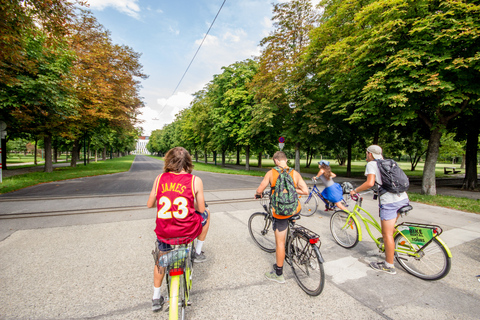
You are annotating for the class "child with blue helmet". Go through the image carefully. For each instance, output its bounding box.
[314,160,348,211]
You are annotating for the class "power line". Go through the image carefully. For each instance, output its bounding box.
[158,0,227,115]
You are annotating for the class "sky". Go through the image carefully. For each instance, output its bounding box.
[84,0,281,136]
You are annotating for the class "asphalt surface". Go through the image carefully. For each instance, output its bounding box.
[1,155,479,320]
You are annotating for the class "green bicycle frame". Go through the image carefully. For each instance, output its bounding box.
[344,201,453,258]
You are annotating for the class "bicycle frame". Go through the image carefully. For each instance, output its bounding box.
[162,242,194,320]
[343,197,452,258]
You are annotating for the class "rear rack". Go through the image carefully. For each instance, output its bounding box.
[293,224,320,240]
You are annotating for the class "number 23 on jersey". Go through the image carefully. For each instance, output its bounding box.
[157,196,189,219]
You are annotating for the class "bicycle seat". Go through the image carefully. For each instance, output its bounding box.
[289,214,301,221]
[397,205,413,216]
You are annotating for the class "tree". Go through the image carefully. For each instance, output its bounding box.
[250,0,319,172]
[350,0,480,195]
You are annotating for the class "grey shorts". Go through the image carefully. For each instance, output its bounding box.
[379,199,410,221]
[272,217,289,232]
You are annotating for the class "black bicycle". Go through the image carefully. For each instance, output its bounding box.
[248,190,325,296]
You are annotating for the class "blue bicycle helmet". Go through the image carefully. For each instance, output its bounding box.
[318,160,330,166]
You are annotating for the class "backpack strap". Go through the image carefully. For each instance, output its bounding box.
[270,166,296,188]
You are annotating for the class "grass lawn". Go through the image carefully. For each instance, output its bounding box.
[3,154,478,214]
[0,155,135,194]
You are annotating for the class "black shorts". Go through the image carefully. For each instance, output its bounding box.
[272,217,289,232]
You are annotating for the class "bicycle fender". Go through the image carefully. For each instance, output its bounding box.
[435,236,453,258]
[351,215,363,242]
[316,247,325,264]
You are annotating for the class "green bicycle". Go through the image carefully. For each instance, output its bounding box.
[330,193,452,280]
[154,238,195,320]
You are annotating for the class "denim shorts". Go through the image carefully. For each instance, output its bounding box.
[196,209,209,227]
[379,198,410,221]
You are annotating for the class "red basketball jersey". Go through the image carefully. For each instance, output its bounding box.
[153,172,202,243]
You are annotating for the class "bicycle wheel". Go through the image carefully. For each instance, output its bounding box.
[330,210,359,248]
[179,274,186,320]
[394,234,451,280]
[169,275,180,320]
[299,193,318,216]
[248,212,276,253]
[288,233,325,296]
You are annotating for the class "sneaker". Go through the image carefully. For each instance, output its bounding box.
[192,251,207,263]
[264,270,285,284]
[152,296,164,312]
[369,261,396,275]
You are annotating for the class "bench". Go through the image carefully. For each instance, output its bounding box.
[444,167,461,174]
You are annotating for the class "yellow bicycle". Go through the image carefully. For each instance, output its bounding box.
[330,193,452,280]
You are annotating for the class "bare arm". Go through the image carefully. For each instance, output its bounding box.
[194,176,206,213]
[294,172,309,195]
[350,173,376,195]
[255,171,272,196]
[147,180,157,208]
[315,168,325,178]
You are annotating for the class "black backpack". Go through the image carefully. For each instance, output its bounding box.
[375,159,409,196]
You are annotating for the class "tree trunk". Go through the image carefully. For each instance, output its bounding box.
[221,150,226,167]
[204,149,208,164]
[347,139,352,177]
[195,150,198,162]
[1,136,7,171]
[213,151,217,165]
[34,138,38,165]
[95,149,98,163]
[258,152,262,168]
[462,124,479,190]
[102,147,106,161]
[236,145,240,165]
[70,140,79,167]
[295,142,300,173]
[43,133,53,173]
[245,145,250,171]
[421,128,442,195]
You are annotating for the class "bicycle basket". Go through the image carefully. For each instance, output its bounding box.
[341,182,354,194]
[153,237,194,270]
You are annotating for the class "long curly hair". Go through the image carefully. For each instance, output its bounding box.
[320,164,332,179]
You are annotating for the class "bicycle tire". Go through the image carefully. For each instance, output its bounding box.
[179,274,186,320]
[288,233,325,296]
[169,275,180,320]
[299,193,318,216]
[394,234,451,280]
[248,212,276,253]
[330,210,359,248]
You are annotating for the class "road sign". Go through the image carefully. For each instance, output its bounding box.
[279,143,284,150]
[279,136,285,143]
[0,121,6,131]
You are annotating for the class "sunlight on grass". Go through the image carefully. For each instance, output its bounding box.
[0,156,135,194]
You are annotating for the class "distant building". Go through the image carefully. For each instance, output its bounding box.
[133,136,149,154]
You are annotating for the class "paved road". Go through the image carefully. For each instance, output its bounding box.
[1,155,479,319]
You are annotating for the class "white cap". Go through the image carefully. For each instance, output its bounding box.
[366,145,383,159]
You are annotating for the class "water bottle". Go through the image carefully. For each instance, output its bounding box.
[158,247,189,267]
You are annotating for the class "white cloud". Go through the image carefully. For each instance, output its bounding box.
[169,26,180,35]
[86,0,141,19]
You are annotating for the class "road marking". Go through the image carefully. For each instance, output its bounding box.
[439,222,480,248]
[324,256,370,284]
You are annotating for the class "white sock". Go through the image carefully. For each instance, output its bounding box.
[385,261,394,268]
[196,240,204,254]
[153,286,162,300]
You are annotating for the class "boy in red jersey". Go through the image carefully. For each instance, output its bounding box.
[147,147,210,312]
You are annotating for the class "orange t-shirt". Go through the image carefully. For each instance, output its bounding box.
[270,167,302,219]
